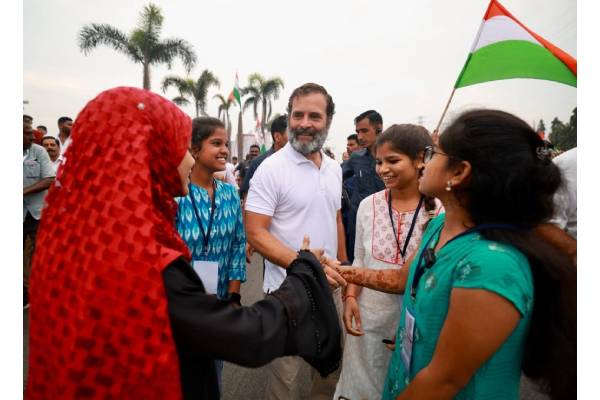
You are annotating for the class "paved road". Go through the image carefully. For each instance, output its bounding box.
[24,252,549,399]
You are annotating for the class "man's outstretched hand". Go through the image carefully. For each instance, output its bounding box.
[300,235,347,289]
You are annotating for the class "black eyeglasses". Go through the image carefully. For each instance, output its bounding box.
[423,145,453,163]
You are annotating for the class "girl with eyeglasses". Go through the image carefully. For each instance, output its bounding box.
[326,109,575,400]
[334,124,441,400]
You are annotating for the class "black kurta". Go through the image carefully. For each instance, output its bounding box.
[163,251,341,399]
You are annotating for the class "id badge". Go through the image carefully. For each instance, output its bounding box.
[192,260,219,294]
[400,308,416,372]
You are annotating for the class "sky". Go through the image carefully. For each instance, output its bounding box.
[23,0,576,158]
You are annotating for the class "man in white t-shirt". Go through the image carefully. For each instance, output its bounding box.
[536,147,577,265]
[550,147,577,239]
[213,161,238,188]
[246,83,347,399]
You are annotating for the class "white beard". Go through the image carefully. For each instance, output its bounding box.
[289,127,328,155]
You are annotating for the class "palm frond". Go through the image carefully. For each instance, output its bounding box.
[213,93,227,105]
[161,75,193,94]
[192,70,220,114]
[130,28,159,55]
[248,73,265,88]
[78,24,139,61]
[263,77,285,100]
[196,70,220,94]
[243,96,258,118]
[241,86,260,98]
[151,38,197,71]
[172,96,190,106]
[138,3,164,38]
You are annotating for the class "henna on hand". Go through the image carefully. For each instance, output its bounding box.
[333,265,406,294]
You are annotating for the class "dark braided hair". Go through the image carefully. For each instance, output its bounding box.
[440,109,576,400]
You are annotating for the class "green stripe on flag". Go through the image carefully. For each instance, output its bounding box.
[233,87,241,105]
[455,40,576,88]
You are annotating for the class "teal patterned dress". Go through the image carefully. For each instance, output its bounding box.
[175,179,246,299]
[382,214,534,400]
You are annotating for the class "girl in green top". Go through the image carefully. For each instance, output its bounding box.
[327,109,576,399]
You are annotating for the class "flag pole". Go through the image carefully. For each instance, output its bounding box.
[434,1,493,135]
[434,87,456,133]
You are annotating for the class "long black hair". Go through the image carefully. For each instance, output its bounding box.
[376,124,437,217]
[440,109,576,400]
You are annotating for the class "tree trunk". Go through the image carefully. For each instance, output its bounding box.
[226,112,232,161]
[143,62,151,90]
[195,102,200,118]
[261,98,268,148]
[237,110,244,160]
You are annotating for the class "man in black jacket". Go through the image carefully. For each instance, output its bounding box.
[342,110,385,262]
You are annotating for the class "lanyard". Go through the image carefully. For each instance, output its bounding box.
[410,223,519,299]
[387,191,424,261]
[189,180,217,257]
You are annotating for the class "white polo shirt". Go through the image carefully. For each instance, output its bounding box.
[549,148,577,239]
[246,142,342,293]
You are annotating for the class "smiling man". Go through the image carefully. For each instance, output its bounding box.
[245,83,346,399]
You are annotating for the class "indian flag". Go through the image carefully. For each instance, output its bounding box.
[228,72,242,105]
[455,0,576,88]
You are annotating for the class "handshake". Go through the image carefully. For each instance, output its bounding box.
[299,235,349,290]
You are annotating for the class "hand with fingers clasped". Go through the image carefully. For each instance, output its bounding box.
[300,235,347,289]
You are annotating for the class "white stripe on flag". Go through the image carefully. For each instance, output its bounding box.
[473,15,539,52]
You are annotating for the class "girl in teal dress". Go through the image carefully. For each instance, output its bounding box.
[175,117,246,395]
[327,109,575,399]
[176,117,246,301]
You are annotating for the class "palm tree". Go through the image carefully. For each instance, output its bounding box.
[78,3,196,90]
[213,94,233,144]
[242,73,284,144]
[161,70,220,117]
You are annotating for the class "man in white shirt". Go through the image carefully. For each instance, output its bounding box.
[246,83,347,400]
[41,136,62,173]
[536,147,577,265]
[56,116,73,156]
[550,147,577,239]
[213,161,238,188]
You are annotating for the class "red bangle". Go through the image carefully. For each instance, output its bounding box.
[344,294,357,301]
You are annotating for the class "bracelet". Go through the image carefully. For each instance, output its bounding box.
[344,294,357,302]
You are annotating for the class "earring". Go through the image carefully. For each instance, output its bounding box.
[446,181,452,191]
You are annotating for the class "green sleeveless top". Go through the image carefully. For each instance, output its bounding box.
[382,214,533,400]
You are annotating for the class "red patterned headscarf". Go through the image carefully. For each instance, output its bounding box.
[27,87,192,399]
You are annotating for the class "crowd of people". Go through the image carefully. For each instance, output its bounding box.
[23,83,576,400]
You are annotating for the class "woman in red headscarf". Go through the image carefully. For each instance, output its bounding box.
[26,87,342,400]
